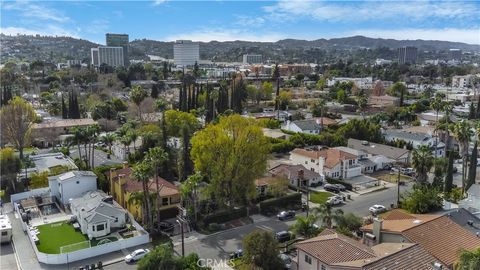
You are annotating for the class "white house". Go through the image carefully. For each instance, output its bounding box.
[111,137,143,161]
[347,138,410,165]
[70,190,127,239]
[335,146,376,174]
[383,130,445,157]
[48,171,97,206]
[290,148,361,179]
[282,119,321,134]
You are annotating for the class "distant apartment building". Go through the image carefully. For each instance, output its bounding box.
[91,46,124,67]
[67,59,82,67]
[106,33,129,66]
[327,77,373,89]
[174,40,200,66]
[278,64,312,77]
[449,49,462,60]
[452,75,474,88]
[398,46,418,64]
[242,54,262,64]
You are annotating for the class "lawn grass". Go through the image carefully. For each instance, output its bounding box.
[375,173,411,183]
[309,191,333,204]
[36,221,88,254]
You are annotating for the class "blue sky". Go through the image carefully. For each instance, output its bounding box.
[1,0,479,44]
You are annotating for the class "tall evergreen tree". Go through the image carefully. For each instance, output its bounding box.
[151,84,159,99]
[61,94,67,119]
[468,102,476,119]
[467,142,478,191]
[444,150,454,193]
[477,97,480,118]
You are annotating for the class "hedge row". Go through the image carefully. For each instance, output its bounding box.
[259,193,302,215]
[202,207,247,225]
[326,178,353,191]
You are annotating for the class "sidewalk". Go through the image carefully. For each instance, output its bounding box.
[353,182,395,195]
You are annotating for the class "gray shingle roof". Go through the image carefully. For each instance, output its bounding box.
[347,139,410,160]
[293,119,321,131]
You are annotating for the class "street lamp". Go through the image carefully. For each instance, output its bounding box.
[176,219,185,257]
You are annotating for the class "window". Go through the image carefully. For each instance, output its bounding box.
[76,181,80,184]
[311,159,315,163]
[162,197,169,205]
[92,225,95,231]
[115,217,118,222]
[1,231,7,236]
[321,265,326,270]
[97,224,105,231]
[305,161,308,164]
[305,254,312,264]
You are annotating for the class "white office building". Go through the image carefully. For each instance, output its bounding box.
[91,46,124,67]
[174,40,200,66]
[243,54,262,64]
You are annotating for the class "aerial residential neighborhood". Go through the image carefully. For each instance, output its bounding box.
[1,1,480,270]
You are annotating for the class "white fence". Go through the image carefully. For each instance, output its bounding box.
[18,205,149,264]
[10,188,50,203]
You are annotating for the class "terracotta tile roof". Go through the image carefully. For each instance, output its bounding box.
[255,177,281,187]
[296,230,376,264]
[269,164,321,180]
[383,209,417,220]
[110,167,133,182]
[314,117,338,126]
[363,243,446,270]
[33,118,97,129]
[290,148,357,168]
[402,216,480,266]
[361,212,441,233]
[111,167,179,197]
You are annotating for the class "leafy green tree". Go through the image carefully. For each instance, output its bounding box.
[402,185,443,214]
[261,81,273,101]
[336,89,346,104]
[316,78,326,90]
[432,157,447,189]
[335,212,363,233]
[412,145,434,183]
[311,99,327,118]
[457,247,480,270]
[191,115,268,206]
[242,230,284,270]
[291,215,321,238]
[278,90,292,110]
[0,148,21,193]
[0,97,36,159]
[338,119,382,143]
[387,82,406,107]
[29,171,49,189]
[138,244,207,270]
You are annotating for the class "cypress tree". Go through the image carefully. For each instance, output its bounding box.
[468,102,476,119]
[61,94,67,119]
[68,91,73,118]
[444,150,454,193]
[151,84,159,99]
[477,97,480,118]
[467,142,478,191]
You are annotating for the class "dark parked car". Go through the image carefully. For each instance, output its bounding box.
[157,221,174,232]
[277,210,296,221]
[324,184,340,193]
[229,249,243,259]
[275,231,292,243]
[335,184,346,191]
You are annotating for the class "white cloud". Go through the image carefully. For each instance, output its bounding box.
[164,28,285,42]
[347,28,480,45]
[1,25,79,38]
[152,0,167,6]
[3,0,70,23]
[263,0,479,22]
[235,15,266,27]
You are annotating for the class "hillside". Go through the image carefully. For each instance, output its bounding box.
[2,34,479,64]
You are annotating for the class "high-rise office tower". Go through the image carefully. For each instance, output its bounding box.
[106,33,129,66]
[174,40,200,66]
[91,46,124,67]
[398,46,418,64]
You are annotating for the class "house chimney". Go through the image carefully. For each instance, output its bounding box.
[373,218,383,244]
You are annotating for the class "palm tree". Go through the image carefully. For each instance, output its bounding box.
[145,147,168,229]
[412,145,434,184]
[127,130,139,151]
[132,162,153,229]
[70,127,85,162]
[101,133,116,157]
[313,203,344,229]
[357,93,368,119]
[181,172,202,222]
[457,248,480,270]
[127,191,145,222]
[431,94,444,158]
[291,215,319,238]
[452,120,474,192]
[120,135,132,159]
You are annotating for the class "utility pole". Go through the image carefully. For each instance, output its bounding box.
[176,219,185,257]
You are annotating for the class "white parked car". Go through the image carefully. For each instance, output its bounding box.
[369,205,386,215]
[326,195,343,206]
[124,248,150,263]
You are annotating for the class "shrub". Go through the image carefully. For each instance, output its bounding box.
[202,207,247,225]
[259,193,302,215]
[208,223,221,232]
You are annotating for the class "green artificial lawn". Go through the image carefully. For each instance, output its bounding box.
[309,191,333,204]
[36,221,88,254]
